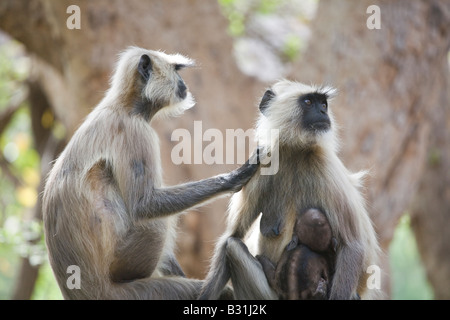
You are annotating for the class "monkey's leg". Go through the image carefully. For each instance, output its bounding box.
[329,242,364,300]
[198,237,233,300]
[199,193,262,300]
[119,277,203,299]
[114,277,232,300]
[226,237,277,300]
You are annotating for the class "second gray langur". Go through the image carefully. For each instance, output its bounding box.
[42,47,258,299]
[199,80,381,300]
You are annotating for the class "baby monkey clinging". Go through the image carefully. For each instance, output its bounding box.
[258,208,337,300]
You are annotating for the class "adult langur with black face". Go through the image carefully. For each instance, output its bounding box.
[199,80,381,300]
[42,47,258,300]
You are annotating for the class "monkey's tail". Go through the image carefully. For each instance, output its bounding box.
[109,277,205,300]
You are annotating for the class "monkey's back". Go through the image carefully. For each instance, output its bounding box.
[42,105,172,299]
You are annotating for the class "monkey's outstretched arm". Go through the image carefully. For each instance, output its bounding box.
[144,175,246,217]
[136,156,258,219]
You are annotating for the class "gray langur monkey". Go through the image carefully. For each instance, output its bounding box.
[42,47,258,300]
[199,80,381,300]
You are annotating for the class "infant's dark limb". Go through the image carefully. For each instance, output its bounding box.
[256,255,277,291]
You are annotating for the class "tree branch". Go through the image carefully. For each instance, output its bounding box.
[0,86,28,134]
[0,0,64,72]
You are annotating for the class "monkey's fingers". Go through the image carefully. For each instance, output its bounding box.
[246,144,261,166]
[286,235,299,251]
[313,278,328,300]
[227,158,259,192]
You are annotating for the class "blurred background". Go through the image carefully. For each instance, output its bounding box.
[0,0,448,300]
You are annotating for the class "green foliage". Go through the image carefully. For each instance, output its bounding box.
[389,215,434,300]
[0,44,28,107]
[218,0,246,36]
[282,34,302,62]
[218,0,288,36]
[0,39,49,299]
[32,261,63,300]
[257,0,282,14]
[0,241,19,298]
[427,147,441,168]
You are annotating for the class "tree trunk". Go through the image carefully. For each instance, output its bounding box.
[409,54,450,299]
[10,73,65,300]
[292,0,450,297]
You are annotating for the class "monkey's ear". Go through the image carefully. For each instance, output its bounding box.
[138,54,153,81]
[259,89,275,114]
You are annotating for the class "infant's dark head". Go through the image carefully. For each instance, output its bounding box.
[295,208,333,252]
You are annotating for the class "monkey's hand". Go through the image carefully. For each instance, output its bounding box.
[312,278,328,300]
[256,255,277,289]
[224,147,260,192]
[286,235,299,251]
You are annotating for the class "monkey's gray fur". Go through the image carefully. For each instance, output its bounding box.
[42,47,257,299]
[199,80,381,300]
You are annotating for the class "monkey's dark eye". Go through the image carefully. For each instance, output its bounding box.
[322,103,327,110]
[304,99,312,105]
[175,64,186,71]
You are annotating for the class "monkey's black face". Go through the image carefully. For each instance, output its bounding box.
[298,93,330,133]
[176,79,187,100]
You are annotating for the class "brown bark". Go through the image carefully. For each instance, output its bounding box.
[409,48,450,299]
[409,96,450,299]
[292,0,450,297]
[10,258,40,300]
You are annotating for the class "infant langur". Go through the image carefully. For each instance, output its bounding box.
[258,208,337,300]
[42,47,258,300]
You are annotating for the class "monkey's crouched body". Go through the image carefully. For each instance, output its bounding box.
[200,80,381,300]
[42,47,258,299]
